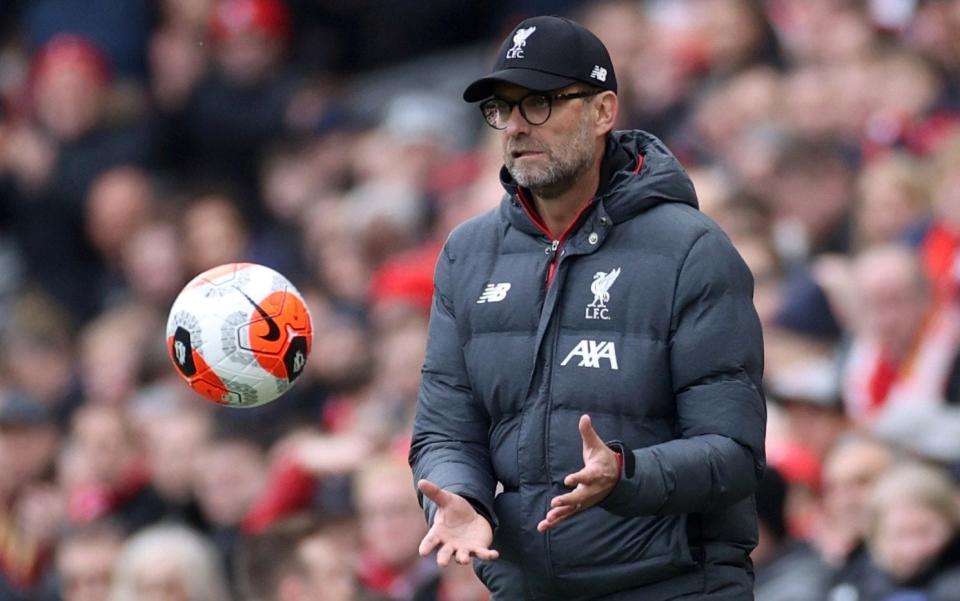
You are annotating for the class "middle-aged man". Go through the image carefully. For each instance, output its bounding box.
[409,15,766,600]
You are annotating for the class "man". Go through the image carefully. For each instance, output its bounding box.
[818,435,894,601]
[842,244,960,426]
[409,15,766,600]
[54,521,125,601]
[235,514,377,601]
[353,454,438,601]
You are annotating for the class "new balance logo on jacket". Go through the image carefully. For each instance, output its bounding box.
[477,282,511,303]
[560,340,619,370]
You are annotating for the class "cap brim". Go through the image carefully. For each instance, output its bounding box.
[462,68,578,102]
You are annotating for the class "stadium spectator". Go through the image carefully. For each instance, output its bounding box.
[179,191,252,276]
[853,153,930,250]
[77,304,161,409]
[0,290,82,426]
[2,34,154,321]
[919,134,960,304]
[84,166,157,306]
[139,403,210,524]
[842,244,960,426]
[863,464,960,600]
[818,435,895,601]
[117,218,188,311]
[107,523,231,601]
[61,404,165,532]
[160,0,299,214]
[192,428,268,581]
[235,514,379,601]
[355,454,437,601]
[53,520,125,601]
[0,393,60,598]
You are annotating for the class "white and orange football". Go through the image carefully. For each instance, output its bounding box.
[166,263,312,407]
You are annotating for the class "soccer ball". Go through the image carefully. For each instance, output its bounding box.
[166,263,313,408]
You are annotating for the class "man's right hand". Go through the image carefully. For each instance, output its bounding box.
[417,479,499,566]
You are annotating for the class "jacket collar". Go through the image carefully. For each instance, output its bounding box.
[498,129,698,241]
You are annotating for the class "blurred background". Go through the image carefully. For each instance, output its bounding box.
[1,0,960,600]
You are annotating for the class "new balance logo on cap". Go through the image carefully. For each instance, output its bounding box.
[505,26,536,59]
[477,282,511,303]
[590,66,608,82]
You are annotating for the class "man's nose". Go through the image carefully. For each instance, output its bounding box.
[503,104,530,136]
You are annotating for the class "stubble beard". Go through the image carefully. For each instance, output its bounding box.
[505,115,596,199]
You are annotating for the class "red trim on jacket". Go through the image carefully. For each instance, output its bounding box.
[516,188,596,287]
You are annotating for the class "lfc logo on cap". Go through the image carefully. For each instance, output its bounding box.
[506,26,536,59]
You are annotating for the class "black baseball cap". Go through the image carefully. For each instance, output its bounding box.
[463,15,617,102]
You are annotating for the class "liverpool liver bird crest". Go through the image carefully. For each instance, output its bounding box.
[589,268,621,308]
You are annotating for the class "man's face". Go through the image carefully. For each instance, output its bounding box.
[856,251,928,356]
[496,83,599,198]
[823,441,891,538]
[58,538,119,601]
[357,471,427,569]
[873,499,954,582]
[297,534,356,601]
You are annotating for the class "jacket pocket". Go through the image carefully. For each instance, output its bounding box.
[548,511,698,595]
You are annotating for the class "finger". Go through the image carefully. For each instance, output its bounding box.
[538,507,575,533]
[436,543,456,567]
[545,504,578,523]
[551,487,587,509]
[474,547,500,561]
[417,479,449,507]
[455,547,473,565]
[418,531,441,556]
[537,517,551,533]
[563,468,592,488]
[579,414,605,449]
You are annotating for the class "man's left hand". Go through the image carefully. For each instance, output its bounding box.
[537,414,621,533]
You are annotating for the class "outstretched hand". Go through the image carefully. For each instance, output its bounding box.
[417,479,499,566]
[538,414,621,533]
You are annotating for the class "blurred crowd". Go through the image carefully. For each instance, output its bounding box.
[1,0,960,600]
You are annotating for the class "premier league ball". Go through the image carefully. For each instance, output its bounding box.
[166,263,313,408]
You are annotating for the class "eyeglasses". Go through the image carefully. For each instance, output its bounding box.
[480,90,601,129]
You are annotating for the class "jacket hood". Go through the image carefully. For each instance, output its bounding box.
[499,129,698,236]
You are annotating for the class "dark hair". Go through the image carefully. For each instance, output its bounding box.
[234,514,340,601]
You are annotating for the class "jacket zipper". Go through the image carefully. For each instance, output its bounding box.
[515,187,598,581]
[515,188,595,289]
[541,310,564,579]
[546,239,560,286]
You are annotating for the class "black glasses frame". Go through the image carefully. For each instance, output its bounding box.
[480,89,602,129]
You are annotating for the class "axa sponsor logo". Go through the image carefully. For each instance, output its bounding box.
[477,282,511,304]
[585,267,620,320]
[505,26,536,59]
[560,339,619,370]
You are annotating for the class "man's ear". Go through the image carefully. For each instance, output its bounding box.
[594,91,619,135]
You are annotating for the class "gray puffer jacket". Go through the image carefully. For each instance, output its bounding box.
[410,130,766,601]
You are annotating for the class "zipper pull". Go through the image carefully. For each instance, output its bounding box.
[547,239,560,256]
